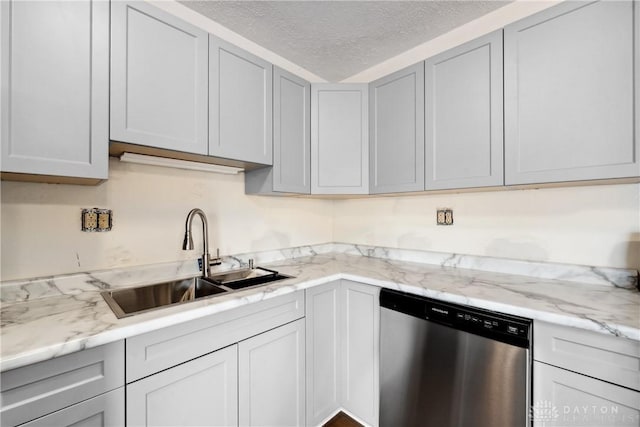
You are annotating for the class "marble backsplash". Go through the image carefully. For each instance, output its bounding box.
[1,242,638,304]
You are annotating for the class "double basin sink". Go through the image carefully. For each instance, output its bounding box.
[102,266,292,318]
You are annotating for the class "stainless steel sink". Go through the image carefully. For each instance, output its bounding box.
[101,267,292,318]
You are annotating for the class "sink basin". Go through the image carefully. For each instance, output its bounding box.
[101,267,293,318]
[208,266,291,290]
[101,276,228,318]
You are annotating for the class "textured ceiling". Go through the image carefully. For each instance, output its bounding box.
[179,1,511,82]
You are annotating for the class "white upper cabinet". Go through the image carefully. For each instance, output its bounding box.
[272,68,311,193]
[311,84,369,194]
[369,63,425,194]
[210,37,273,165]
[110,1,208,155]
[245,67,310,194]
[0,0,108,181]
[425,30,504,190]
[504,0,640,185]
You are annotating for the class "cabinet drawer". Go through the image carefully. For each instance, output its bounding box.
[534,321,640,391]
[0,341,124,427]
[18,388,124,427]
[126,291,305,382]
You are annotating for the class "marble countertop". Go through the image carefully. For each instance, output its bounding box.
[1,251,639,372]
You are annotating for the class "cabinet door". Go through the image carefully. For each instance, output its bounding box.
[110,1,208,155]
[273,67,311,193]
[245,68,310,194]
[306,282,341,426]
[369,63,425,194]
[504,1,640,185]
[19,388,124,427]
[533,362,640,427]
[127,345,238,427]
[0,0,108,181]
[312,84,369,194]
[340,281,379,426]
[239,319,305,427]
[425,30,503,190]
[210,37,273,165]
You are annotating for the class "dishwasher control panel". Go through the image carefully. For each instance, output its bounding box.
[381,288,531,348]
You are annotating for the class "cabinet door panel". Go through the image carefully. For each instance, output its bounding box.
[504,0,639,184]
[370,63,425,194]
[110,1,208,154]
[274,68,311,193]
[239,319,305,427]
[533,362,640,427]
[306,282,341,426]
[245,68,310,194]
[19,388,124,427]
[210,37,272,165]
[340,281,379,426]
[127,345,238,427]
[312,84,369,194]
[425,30,503,190]
[0,0,108,179]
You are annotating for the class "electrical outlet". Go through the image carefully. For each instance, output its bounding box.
[82,208,112,232]
[82,210,98,230]
[98,211,112,230]
[437,209,453,225]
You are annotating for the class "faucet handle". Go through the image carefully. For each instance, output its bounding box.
[209,248,222,266]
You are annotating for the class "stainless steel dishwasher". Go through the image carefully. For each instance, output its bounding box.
[380,289,532,427]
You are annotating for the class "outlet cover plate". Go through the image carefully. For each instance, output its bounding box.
[82,208,112,232]
[437,209,453,225]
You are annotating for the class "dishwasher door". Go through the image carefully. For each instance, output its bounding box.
[380,307,530,427]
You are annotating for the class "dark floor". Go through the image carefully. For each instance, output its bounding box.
[323,412,363,427]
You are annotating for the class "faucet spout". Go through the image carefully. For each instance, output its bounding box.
[183,208,210,278]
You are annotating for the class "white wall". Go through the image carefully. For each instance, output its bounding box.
[0,158,333,281]
[333,184,640,270]
[2,164,637,282]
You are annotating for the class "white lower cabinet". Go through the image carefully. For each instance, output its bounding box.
[533,321,640,427]
[306,282,342,425]
[0,341,124,427]
[239,319,305,427]
[340,281,380,427]
[533,362,640,427]
[18,388,123,427]
[127,345,238,427]
[306,280,380,427]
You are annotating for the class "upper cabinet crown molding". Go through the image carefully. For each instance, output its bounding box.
[425,29,504,190]
[0,0,109,181]
[311,84,369,195]
[110,1,209,155]
[504,0,640,185]
[369,62,425,194]
[209,37,273,165]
